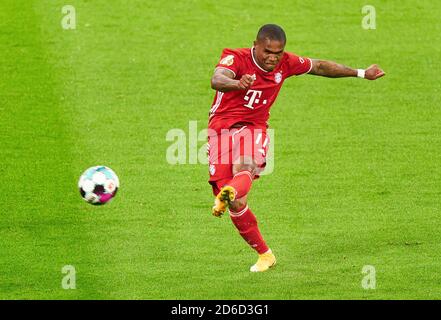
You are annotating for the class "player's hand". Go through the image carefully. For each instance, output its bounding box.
[365,64,385,80]
[237,74,255,90]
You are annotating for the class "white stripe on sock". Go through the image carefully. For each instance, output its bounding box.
[229,205,249,217]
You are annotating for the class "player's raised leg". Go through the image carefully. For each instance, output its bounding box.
[212,156,255,217]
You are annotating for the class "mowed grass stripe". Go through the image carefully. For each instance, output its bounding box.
[31,1,183,299]
[0,1,106,299]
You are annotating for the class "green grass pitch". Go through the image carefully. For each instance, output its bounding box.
[1,0,440,299]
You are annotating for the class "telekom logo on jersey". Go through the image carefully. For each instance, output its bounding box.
[244,90,267,109]
[210,89,265,115]
[166,121,275,176]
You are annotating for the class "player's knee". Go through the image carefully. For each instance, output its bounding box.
[232,156,257,176]
[230,196,247,212]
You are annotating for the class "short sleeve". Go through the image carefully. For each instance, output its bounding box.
[215,48,242,78]
[285,52,312,77]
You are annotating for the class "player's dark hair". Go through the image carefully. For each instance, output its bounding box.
[256,24,286,44]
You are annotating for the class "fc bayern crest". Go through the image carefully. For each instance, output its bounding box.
[275,72,282,84]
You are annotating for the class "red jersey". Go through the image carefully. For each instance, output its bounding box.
[208,47,312,133]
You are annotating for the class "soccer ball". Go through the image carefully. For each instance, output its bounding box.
[78,166,119,205]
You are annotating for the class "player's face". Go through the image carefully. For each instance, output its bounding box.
[253,39,285,71]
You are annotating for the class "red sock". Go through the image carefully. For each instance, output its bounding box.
[229,205,269,254]
[227,171,253,199]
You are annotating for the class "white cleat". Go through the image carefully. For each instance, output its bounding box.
[250,249,276,272]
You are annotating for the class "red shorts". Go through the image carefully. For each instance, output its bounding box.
[207,126,269,196]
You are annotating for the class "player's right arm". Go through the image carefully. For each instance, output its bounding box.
[211,68,255,92]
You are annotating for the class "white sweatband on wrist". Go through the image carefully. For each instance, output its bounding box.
[357,69,366,78]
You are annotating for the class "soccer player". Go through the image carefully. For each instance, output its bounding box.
[207,24,385,272]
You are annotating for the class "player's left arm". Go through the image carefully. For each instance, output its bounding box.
[308,59,385,80]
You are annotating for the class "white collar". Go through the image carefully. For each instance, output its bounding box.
[251,47,269,73]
